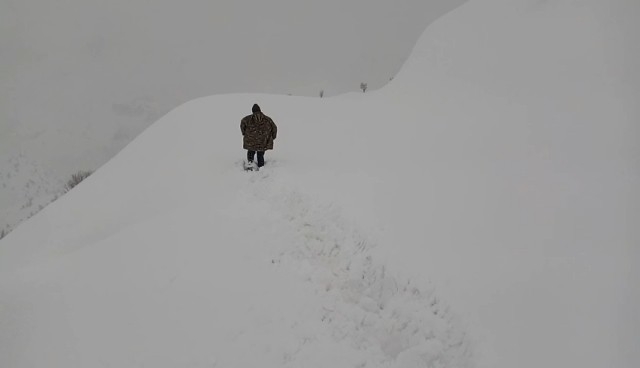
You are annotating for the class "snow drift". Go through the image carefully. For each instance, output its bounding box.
[1,0,638,367]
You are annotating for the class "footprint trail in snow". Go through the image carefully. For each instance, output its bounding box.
[232,163,473,368]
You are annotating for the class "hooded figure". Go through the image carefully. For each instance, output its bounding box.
[240,104,278,167]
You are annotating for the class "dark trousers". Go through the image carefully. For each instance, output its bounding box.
[247,150,265,167]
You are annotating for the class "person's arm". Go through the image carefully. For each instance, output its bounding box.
[270,119,277,139]
[240,118,246,135]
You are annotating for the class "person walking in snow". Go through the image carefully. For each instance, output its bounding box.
[241,104,278,168]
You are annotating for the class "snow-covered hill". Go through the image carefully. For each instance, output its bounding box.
[0,0,465,235]
[1,0,638,367]
[0,152,62,237]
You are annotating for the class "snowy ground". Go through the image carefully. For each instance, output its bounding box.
[1,0,638,367]
[0,158,471,368]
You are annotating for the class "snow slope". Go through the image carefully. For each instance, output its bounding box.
[0,94,474,367]
[1,0,638,367]
[378,1,640,366]
[0,0,465,235]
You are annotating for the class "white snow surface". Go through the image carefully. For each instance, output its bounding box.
[1,0,639,367]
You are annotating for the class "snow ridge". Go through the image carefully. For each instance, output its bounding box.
[240,163,472,368]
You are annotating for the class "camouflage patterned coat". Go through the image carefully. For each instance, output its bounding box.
[240,112,277,151]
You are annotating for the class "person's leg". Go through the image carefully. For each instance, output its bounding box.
[257,151,265,167]
[247,150,256,162]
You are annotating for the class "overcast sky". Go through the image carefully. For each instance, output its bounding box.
[2,0,465,94]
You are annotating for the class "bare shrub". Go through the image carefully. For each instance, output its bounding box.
[64,170,93,193]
